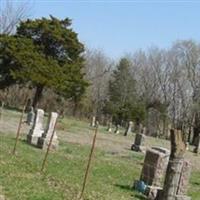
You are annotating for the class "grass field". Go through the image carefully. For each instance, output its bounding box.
[0,109,199,200]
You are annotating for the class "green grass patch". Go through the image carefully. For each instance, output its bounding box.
[0,134,146,200]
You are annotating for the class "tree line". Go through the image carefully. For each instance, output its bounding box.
[0,2,200,145]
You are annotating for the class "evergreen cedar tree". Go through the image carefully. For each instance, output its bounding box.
[105,58,145,124]
[0,16,88,107]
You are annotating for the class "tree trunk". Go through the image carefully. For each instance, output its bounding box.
[187,126,192,143]
[161,129,186,200]
[32,84,44,109]
[192,113,200,145]
[192,128,199,145]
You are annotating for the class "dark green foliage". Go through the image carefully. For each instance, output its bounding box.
[0,16,88,106]
[105,58,145,124]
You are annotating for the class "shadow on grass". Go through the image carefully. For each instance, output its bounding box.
[114,184,133,192]
[192,181,200,186]
[133,194,147,200]
[115,184,147,200]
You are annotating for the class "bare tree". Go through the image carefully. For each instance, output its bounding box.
[172,40,200,143]
[0,0,30,35]
[83,48,113,121]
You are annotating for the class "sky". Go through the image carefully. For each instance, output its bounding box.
[8,0,200,59]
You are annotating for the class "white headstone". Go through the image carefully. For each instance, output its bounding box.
[124,121,133,136]
[90,116,96,127]
[38,112,59,149]
[27,109,44,145]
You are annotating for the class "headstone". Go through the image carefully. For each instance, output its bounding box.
[131,133,145,152]
[140,147,170,187]
[124,121,133,136]
[26,107,35,126]
[38,112,59,149]
[90,116,96,127]
[114,124,120,134]
[107,122,112,133]
[27,109,44,145]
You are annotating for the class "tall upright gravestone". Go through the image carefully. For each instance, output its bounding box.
[90,116,96,127]
[161,129,191,200]
[26,107,35,126]
[38,112,59,149]
[124,121,133,136]
[27,109,44,145]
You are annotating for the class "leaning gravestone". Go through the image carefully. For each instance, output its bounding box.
[160,129,191,200]
[37,112,59,149]
[27,109,44,146]
[26,107,35,126]
[124,121,133,136]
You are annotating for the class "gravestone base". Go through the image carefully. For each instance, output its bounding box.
[131,133,146,153]
[131,144,146,153]
[145,185,162,200]
[27,134,40,146]
[37,137,59,150]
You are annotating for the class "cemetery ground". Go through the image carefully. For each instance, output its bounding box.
[0,109,199,200]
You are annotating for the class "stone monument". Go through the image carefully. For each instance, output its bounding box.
[124,121,133,136]
[131,131,145,152]
[37,112,59,149]
[27,109,44,146]
[26,107,35,126]
[140,147,170,187]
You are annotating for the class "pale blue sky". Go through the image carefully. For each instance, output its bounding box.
[10,0,200,58]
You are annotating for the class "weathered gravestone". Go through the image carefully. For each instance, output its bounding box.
[26,107,35,126]
[27,109,44,145]
[124,121,133,136]
[131,130,145,152]
[140,147,170,187]
[90,116,96,127]
[38,112,59,149]
[160,129,191,200]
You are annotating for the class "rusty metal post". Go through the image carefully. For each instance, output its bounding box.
[12,99,27,155]
[79,122,99,199]
[41,117,58,172]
